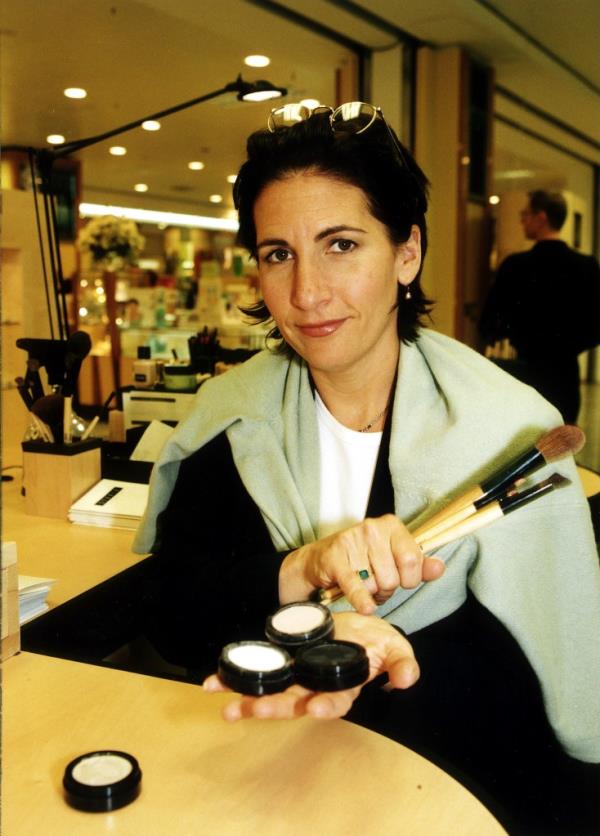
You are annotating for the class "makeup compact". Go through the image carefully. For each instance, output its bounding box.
[218,641,294,696]
[294,640,370,692]
[265,601,334,654]
[63,750,142,812]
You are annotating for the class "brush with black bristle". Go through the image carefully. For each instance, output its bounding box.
[411,425,585,542]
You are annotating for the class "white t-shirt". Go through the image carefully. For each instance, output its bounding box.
[315,392,383,539]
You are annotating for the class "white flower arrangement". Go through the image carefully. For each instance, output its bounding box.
[77,215,145,270]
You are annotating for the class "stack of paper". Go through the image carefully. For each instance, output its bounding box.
[19,575,55,625]
[68,479,150,530]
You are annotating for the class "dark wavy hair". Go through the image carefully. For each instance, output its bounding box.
[234,110,434,349]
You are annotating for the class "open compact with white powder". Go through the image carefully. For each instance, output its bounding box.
[218,601,370,696]
[63,750,142,812]
[218,640,294,695]
[265,601,334,654]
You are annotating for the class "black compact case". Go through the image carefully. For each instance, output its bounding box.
[265,602,334,655]
[63,750,142,812]
[294,640,369,691]
[218,641,294,696]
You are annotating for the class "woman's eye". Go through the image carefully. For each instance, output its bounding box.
[264,248,292,264]
[329,238,356,253]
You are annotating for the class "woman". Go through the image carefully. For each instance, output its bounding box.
[136,105,599,833]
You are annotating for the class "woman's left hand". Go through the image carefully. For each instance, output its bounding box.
[203,611,419,721]
[278,514,445,615]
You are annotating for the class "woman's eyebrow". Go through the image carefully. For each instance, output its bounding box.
[256,237,288,250]
[314,225,367,241]
[256,225,367,250]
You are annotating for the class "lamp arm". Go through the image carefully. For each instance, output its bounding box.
[51,78,248,159]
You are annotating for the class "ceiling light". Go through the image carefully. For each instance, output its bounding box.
[209,194,223,203]
[109,146,127,156]
[64,87,87,99]
[489,195,500,205]
[134,183,149,192]
[226,174,237,184]
[47,134,65,145]
[244,55,270,68]
[300,99,320,109]
[79,202,239,232]
[141,120,161,131]
[188,161,205,171]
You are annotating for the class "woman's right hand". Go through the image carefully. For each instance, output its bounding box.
[278,514,445,615]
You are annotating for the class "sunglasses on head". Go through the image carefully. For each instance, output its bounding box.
[267,101,410,170]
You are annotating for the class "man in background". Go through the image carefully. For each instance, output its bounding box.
[479,190,600,423]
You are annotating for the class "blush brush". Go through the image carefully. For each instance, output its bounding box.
[410,425,585,542]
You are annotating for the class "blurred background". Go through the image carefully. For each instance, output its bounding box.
[2,0,599,466]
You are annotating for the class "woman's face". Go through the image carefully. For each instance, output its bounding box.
[254,172,421,378]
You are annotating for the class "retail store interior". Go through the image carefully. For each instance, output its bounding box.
[2,0,599,469]
[2,4,600,833]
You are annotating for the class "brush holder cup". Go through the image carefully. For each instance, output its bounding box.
[22,439,102,519]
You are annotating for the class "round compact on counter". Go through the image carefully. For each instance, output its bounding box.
[265,602,334,654]
[294,640,370,692]
[63,750,142,812]
[218,641,294,696]
[163,363,197,391]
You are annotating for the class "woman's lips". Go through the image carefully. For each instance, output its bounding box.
[296,319,347,337]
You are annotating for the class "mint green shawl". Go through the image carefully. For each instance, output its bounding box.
[134,329,600,762]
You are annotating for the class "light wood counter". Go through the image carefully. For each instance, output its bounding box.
[2,474,142,607]
[3,652,505,835]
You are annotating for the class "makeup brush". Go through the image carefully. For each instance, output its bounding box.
[31,393,64,444]
[30,413,54,443]
[80,415,100,441]
[15,377,34,410]
[319,473,570,605]
[410,425,585,541]
[63,395,73,444]
[417,472,570,554]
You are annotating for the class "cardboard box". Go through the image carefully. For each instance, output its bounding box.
[1,541,20,661]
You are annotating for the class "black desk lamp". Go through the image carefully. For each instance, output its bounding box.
[28,75,287,341]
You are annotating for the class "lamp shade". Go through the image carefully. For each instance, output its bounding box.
[239,79,287,102]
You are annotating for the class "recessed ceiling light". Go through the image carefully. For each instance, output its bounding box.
[47,134,65,145]
[109,146,127,156]
[489,195,500,205]
[244,55,270,68]
[188,161,205,171]
[299,98,320,109]
[64,87,87,99]
[141,120,161,131]
[226,174,237,184]
[134,183,149,192]
[209,194,223,203]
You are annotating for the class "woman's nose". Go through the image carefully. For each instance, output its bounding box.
[291,258,331,309]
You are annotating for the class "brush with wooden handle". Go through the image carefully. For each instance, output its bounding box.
[416,473,569,553]
[317,473,570,605]
[410,425,585,542]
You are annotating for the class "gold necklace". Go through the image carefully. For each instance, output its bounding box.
[358,403,389,433]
